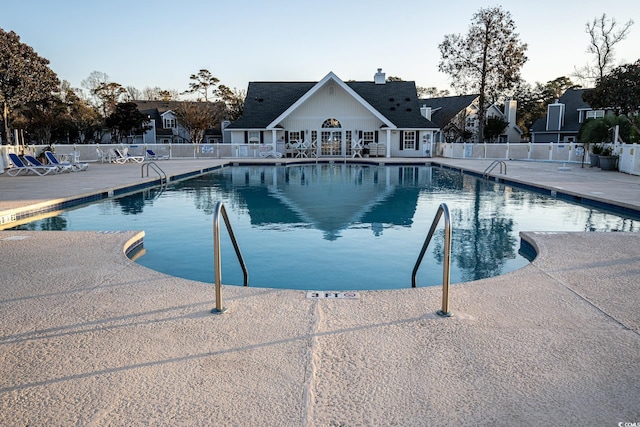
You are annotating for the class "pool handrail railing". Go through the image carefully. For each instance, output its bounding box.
[483,160,507,178]
[411,203,453,317]
[212,201,249,313]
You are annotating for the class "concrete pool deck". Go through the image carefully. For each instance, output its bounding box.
[1,158,639,425]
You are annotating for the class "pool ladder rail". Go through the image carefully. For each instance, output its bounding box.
[483,160,507,178]
[411,203,453,317]
[212,201,249,314]
[141,161,168,192]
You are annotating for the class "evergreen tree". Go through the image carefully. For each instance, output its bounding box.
[0,28,59,144]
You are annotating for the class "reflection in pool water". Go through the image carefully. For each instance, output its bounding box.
[15,164,640,290]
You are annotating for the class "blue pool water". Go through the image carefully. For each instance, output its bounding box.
[14,164,640,290]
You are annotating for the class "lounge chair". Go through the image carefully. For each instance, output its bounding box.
[113,148,145,164]
[258,145,283,158]
[23,155,64,174]
[145,149,169,160]
[45,151,89,172]
[7,153,59,176]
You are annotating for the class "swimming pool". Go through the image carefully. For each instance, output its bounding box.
[14,163,640,290]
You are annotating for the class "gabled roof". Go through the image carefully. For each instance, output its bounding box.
[267,72,395,129]
[531,88,593,133]
[418,94,479,128]
[227,72,438,130]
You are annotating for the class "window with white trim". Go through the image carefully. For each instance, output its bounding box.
[164,118,176,128]
[322,118,341,128]
[403,131,416,150]
[363,131,374,145]
[248,131,260,143]
[289,131,301,142]
[586,110,605,119]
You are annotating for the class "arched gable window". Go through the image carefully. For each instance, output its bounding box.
[321,118,341,128]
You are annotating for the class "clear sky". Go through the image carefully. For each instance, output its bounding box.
[2,0,639,96]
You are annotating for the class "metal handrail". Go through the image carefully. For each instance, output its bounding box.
[411,203,453,317]
[483,160,507,178]
[212,201,249,313]
[141,161,167,189]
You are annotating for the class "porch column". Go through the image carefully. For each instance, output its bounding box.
[386,129,391,157]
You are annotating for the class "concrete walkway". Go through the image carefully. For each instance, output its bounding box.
[1,158,639,426]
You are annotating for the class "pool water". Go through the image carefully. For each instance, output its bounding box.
[15,164,640,290]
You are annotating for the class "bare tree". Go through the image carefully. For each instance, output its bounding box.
[417,86,450,99]
[574,14,634,86]
[142,87,180,101]
[142,86,161,100]
[125,86,141,101]
[81,71,126,118]
[174,101,223,143]
[438,6,527,142]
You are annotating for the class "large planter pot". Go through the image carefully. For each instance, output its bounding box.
[599,155,619,171]
[589,153,600,167]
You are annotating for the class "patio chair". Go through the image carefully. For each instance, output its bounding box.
[368,142,378,157]
[351,138,364,158]
[45,151,89,172]
[7,153,59,176]
[285,141,297,158]
[145,149,169,160]
[96,148,110,163]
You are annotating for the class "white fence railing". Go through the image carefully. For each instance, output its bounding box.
[1,142,639,176]
[435,142,640,176]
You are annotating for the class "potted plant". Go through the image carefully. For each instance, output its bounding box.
[589,143,603,167]
[598,145,619,171]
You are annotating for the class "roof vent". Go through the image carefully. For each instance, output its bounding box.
[374,68,385,85]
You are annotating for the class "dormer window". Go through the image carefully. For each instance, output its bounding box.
[164,118,177,129]
[586,110,605,119]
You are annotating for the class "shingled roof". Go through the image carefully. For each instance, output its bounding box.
[530,88,592,133]
[226,76,438,130]
[419,94,479,128]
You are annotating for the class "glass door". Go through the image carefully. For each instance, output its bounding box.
[320,131,342,156]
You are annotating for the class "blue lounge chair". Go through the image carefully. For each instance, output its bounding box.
[6,153,59,176]
[145,149,169,160]
[45,151,89,172]
[23,155,63,174]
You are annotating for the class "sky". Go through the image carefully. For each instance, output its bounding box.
[2,0,639,97]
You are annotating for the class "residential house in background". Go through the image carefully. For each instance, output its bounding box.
[225,69,439,158]
[421,95,522,143]
[530,88,597,143]
[132,101,222,144]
